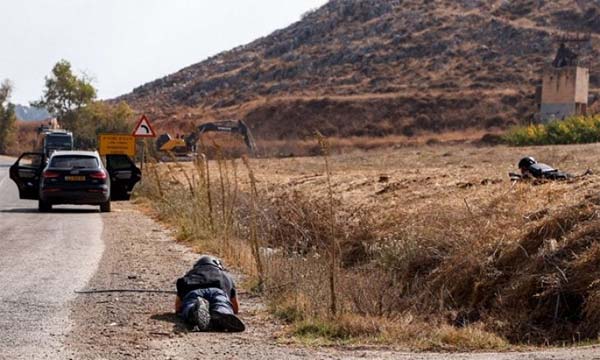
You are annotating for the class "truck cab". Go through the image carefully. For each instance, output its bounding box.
[42,130,74,158]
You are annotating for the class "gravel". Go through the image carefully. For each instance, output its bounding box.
[64,202,600,359]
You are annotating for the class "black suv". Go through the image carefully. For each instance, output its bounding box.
[9,151,141,212]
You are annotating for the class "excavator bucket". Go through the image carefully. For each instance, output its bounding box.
[160,139,187,152]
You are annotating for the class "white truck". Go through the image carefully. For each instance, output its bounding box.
[39,129,74,158]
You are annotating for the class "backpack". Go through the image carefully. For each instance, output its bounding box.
[176,264,233,298]
[528,163,571,180]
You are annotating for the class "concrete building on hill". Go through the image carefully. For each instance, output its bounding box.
[539,42,590,123]
[540,66,589,122]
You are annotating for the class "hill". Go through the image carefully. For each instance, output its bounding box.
[118,0,600,141]
[14,104,51,122]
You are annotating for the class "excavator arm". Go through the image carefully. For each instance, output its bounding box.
[185,120,256,154]
[156,120,256,160]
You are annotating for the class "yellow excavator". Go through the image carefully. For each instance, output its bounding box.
[156,120,257,159]
[156,135,188,156]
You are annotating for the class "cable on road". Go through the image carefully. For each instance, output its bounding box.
[75,289,177,295]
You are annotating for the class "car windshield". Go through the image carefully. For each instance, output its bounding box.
[46,136,72,147]
[50,156,98,169]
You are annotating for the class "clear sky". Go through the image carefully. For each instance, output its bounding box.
[0,0,328,104]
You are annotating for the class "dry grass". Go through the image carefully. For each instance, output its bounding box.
[291,314,508,351]
[137,154,255,273]
[136,141,600,349]
[252,130,497,158]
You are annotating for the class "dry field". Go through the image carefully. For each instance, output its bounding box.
[188,142,600,219]
[139,142,600,349]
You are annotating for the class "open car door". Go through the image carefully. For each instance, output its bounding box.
[9,153,45,200]
[105,155,141,201]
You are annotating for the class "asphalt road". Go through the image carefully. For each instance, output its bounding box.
[0,154,599,359]
[0,155,104,359]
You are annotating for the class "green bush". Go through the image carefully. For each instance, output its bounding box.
[69,101,133,149]
[504,115,600,146]
[0,80,16,154]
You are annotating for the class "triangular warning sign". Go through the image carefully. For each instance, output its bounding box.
[132,114,156,137]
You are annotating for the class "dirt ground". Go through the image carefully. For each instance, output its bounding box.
[167,143,600,222]
[63,143,600,358]
[64,202,600,359]
[68,145,600,359]
[63,203,410,359]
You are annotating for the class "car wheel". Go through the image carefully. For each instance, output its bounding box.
[38,200,52,212]
[100,201,111,213]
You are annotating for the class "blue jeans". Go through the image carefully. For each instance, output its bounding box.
[180,288,234,323]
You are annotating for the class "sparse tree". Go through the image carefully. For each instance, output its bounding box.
[33,60,133,149]
[32,59,96,128]
[0,80,17,154]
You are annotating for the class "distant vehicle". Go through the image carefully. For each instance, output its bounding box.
[38,129,74,158]
[155,120,257,158]
[9,151,141,212]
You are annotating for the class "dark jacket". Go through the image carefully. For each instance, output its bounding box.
[176,264,236,299]
[525,163,571,180]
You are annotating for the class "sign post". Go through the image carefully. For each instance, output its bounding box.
[132,114,157,171]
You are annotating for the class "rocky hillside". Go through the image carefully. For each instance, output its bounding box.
[118,0,600,140]
[14,105,51,122]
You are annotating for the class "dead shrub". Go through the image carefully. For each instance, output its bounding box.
[264,191,377,267]
[459,194,600,343]
[339,266,403,317]
[136,146,600,347]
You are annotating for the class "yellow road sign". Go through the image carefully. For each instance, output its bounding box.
[98,134,136,157]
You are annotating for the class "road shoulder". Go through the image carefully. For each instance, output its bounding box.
[64,202,316,359]
[65,202,600,360]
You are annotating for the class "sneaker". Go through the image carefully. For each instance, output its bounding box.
[190,298,211,331]
[210,312,246,332]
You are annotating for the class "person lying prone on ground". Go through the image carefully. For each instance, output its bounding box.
[514,156,572,180]
[175,255,245,332]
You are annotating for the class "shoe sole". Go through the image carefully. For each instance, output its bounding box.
[190,298,211,331]
[211,312,246,332]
